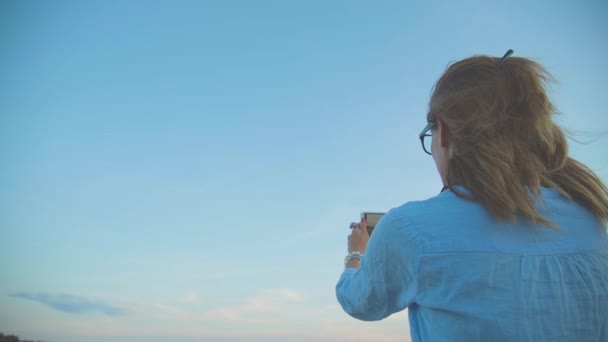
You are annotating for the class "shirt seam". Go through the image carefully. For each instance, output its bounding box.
[420,247,607,257]
[391,209,422,305]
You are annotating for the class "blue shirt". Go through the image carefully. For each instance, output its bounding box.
[336,187,608,341]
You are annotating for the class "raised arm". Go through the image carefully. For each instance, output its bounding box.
[336,210,420,321]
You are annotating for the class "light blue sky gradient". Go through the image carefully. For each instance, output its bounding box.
[1,1,607,341]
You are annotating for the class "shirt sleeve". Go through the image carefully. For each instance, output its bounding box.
[335,208,420,321]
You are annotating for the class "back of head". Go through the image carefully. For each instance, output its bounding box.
[429,52,608,226]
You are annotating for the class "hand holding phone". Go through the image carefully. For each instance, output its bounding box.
[361,212,384,235]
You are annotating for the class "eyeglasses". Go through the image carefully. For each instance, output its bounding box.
[419,121,437,155]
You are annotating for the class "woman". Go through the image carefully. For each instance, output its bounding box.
[336,50,608,341]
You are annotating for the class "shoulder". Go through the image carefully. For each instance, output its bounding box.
[376,188,491,249]
[388,187,478,224]
[371,193,449,249]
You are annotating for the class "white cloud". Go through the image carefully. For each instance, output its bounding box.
[266,288,304,302]
[181,291,203,303]
[50,288,410,341]
[204,288,305,323]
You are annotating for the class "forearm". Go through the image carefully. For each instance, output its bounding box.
[337,210,416,321]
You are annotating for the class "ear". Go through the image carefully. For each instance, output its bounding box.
[438,120,450,148]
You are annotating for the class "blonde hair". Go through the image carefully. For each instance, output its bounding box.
[429,53,608,226]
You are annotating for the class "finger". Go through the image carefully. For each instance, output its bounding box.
[360,216,369,237]
[352,224,363,238]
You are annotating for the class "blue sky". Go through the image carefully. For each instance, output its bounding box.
[1,1,607,341]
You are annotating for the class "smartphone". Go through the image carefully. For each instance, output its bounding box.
[361,212,385,235]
